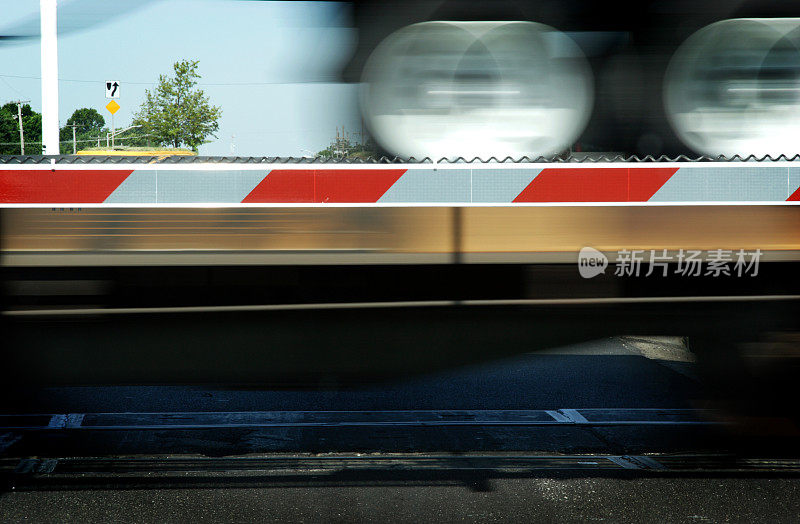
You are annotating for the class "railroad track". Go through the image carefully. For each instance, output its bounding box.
[2,408,798,491]
[0,408,725,458]
[0,408,718,431]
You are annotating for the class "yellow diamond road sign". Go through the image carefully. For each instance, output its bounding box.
[105,100,120,115]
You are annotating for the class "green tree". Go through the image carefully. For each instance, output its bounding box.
[0,107,18,154]
[0,103,42,155]
[67,107,105,135]
[60,108,106,154]
[132,59,221,151]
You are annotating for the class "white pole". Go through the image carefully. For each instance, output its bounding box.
[17,102,25,155]
[40,0,60,155]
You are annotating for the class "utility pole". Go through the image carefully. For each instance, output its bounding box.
[17,103,24,155]
[10,100,31,155]
[65,124,78,154]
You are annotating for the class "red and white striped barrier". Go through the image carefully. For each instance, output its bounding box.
[1,163,799,205]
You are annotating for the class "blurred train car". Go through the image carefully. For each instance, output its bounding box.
[2,1,800,396]
[2,161,800,391]
[343,0,800,158]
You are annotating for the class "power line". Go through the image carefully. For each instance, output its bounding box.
[0,73,323,87]
[0,74,154,85]
[0,76,27,97]
[0,134,156,147]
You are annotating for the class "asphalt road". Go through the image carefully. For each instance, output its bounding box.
[1,336,798,522]
[3,476,800,523]
[2,336,700,414]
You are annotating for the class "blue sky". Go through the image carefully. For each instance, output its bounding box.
[0,0,360,155]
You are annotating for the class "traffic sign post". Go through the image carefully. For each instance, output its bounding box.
[106,100,120,148]
[105,82,120,148]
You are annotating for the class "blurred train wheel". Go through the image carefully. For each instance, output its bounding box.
[664,18,800,158]
[359,21,594,160]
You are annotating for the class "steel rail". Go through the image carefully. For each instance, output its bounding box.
[0,408,721,431]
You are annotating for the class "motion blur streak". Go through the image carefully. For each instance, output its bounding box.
[665,18,800,157]
[3,206,800,266]
[360,21,593,160]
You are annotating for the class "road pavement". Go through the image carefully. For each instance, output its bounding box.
[1,336,798,522]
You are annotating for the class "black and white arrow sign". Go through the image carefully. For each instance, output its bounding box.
[105,80,120,99]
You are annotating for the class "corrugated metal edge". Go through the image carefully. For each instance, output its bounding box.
[3,154,800,165]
